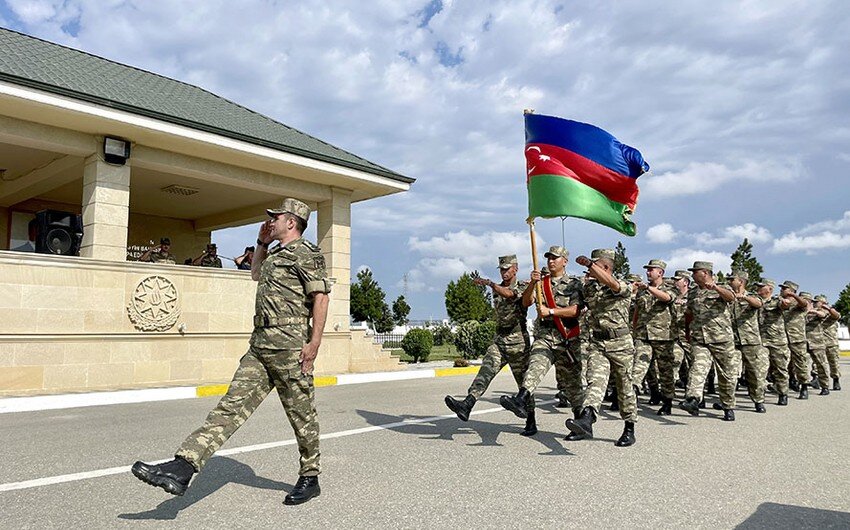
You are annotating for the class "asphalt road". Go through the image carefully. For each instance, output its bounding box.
[2,361,849,529]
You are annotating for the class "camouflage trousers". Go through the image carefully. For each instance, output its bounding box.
[686,340,736,409]
[808,345,831,389]
[737,344,767,404]
[632,339,676,399]
[176,346,320,476]
[556,341,587,396]
[788,341,809,383]
[584,341,638,422]
[825,345,842,379]
[469,340,534,411]
[765,344,790,396]
[523,331,583,415]
[674,339,692,383]
[731,346,743,379]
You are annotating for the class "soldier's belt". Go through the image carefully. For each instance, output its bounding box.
[592,327,631,340]
[253,315,306,327]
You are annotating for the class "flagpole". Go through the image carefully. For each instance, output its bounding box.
[527,218,545,317]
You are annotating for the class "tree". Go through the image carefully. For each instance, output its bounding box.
[392,295,411,326]
[350,269,387,329]
[835,283,850,326]
[445,272,492,324]
[613,241,630,280]
[374,303,395,333]
[730,238,764,285]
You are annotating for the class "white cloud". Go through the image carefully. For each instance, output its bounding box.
[643,160,802,198]
[663,248,733,274]
[645,222,772,247]
[646,223,679,243]
[771,211,850,254]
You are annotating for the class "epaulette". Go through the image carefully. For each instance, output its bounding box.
[302,239,322,253]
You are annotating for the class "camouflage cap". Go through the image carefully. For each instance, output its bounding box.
[498,254,518,269]
[642,259,667,270]
[627,274,643,283]
[729,270,749,281]
[799,291,813,300]
[688,260,713,272]
[544,246,569,259]
[206,243,217,249]
[754,278,776,288]
[815,294,828,303]
[673,269,691,281]
[780,280,799,292]
[267,197,311,222]
[590,248,615,261]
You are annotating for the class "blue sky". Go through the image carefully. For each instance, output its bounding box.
[3,1,849,319]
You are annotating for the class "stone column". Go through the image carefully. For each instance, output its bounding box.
[317,188,352,333]
[79,155,130,261]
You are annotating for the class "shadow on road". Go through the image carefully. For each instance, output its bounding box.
[736,502,850,529]
[117,457,291,521]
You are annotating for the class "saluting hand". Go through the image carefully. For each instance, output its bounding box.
[576,255,591,267]
[258,220,273,245]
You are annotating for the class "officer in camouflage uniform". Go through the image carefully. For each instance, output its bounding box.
[755,279,792,406]
[193,243,223,267]
[132,198,331,506]
[728,271,767,413]
[565,249,636,447]
[671,270,693,388]
[679,261,738,421]
[802,292,831,396]
[500,246,584,432]
[780,280,811,399]
[606,273,643,411]
[445,255,537,435]
[630,260,677,414]
[819,295,842,390]
[139,237,176,264]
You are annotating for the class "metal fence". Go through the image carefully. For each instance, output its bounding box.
[373,333,405,346]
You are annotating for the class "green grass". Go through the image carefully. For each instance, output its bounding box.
[389,343,463,363]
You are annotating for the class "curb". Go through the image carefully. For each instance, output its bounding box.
[0,365,494,414]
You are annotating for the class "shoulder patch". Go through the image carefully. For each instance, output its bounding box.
[314,254,326,270]
[302,239,322,252]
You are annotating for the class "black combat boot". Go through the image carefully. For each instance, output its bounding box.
[564,409,585,441]
[722,409,735,422]
[609,390,619,411]
[648,386,662,406]
[754,402,766,413]
[284,476,320,505]
[131,456,196,496]
[615,421,636,447]
[445,394,476,422]
[712,402,724,411]
[656,398,673,416]
[565,406,596,439]
[819,387,830,396]
[555,390,571,409]
[809,376,820,390]
[789,378,799,392]
[798,383,808,400]
[679,396,700,416]
[834,378,841,391]
[520,408,538,436]
[698,397,707,409]
[778,394,788,406]
[500,388,530,419]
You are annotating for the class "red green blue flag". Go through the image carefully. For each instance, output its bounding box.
[525,113,649,236]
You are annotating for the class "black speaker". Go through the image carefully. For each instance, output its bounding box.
[33,210,83,256]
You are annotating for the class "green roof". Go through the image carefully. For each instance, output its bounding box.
[0,28,412,184]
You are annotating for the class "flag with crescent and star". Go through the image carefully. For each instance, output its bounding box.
[524,113,649,236]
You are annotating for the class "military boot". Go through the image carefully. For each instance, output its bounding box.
[648,386,662,406]
[712,402,723,411]
[614,421,636,447]
[723,409,735,422]
[789,378,799,392]
[778,394,788,406]
[445,394,476,422]
[520,408,538,437]
[564,409,585,441]
[754,402,766,413]
[284,476,320,505]
[809,376,820,390]
[565,406,596,439]
[500,388,530,419]
[131,457,195,496]
[705,378,716,395]
[554,390,571,408]
[819,387,830,396]
[833,378,841,391]
[698,397,707,409]
[798,383,808,400]
[679,396,700,416]
[656,398,673,416]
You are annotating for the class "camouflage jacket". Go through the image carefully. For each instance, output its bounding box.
[199,255,223,268]
[672,290,689,342]
[805,311,827,348]
[147,250,176,264]
[759,295,788,347]
[250,237,332,350]
[731,294,762,346]
[583,278,632,352]
[633,280,678,341]
[823,313,840,344]
[783,303,807,344]
[493,279,530,347]
[687,287,733,344]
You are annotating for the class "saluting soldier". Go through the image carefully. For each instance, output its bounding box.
[445,254,537,435]
[565,249,637,447]
[671,270,693,388]
[728,270,767,412]
[780,281,811,399]
[755,279,792,406]
[630,259,677,415]
[802,292,831,396]
[132,198,331,505]
[679,261,738,421]
[500,246,584,434]
[818,295,842,390]
[139,237,176,264]
[193,243,223,268]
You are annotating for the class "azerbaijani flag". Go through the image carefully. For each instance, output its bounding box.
[525,113,649,236]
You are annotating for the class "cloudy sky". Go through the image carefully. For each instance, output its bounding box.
[3,0,849,319]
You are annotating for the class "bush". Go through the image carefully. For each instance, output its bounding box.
[432,324,454,346]
[401,328,434,363]
[454,320,480,359]
[472,320,496,356]
[382,340,402,349]
[453,358,470,367]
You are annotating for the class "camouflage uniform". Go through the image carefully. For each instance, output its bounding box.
[631,272,678,400]
[582,276,637,423]
[759,289,791,396]
[468,278,532,409]
[148,250,176,264]
[731,291,767,404]
[672,286,692,383]
[823,310,842,380]
[199,254,223,268]
[176,234,331,477]
[685,276,736,409]
[803,296,831,390]
[783,294,810,385]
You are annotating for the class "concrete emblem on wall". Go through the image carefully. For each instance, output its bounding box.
[127,275,181,332]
